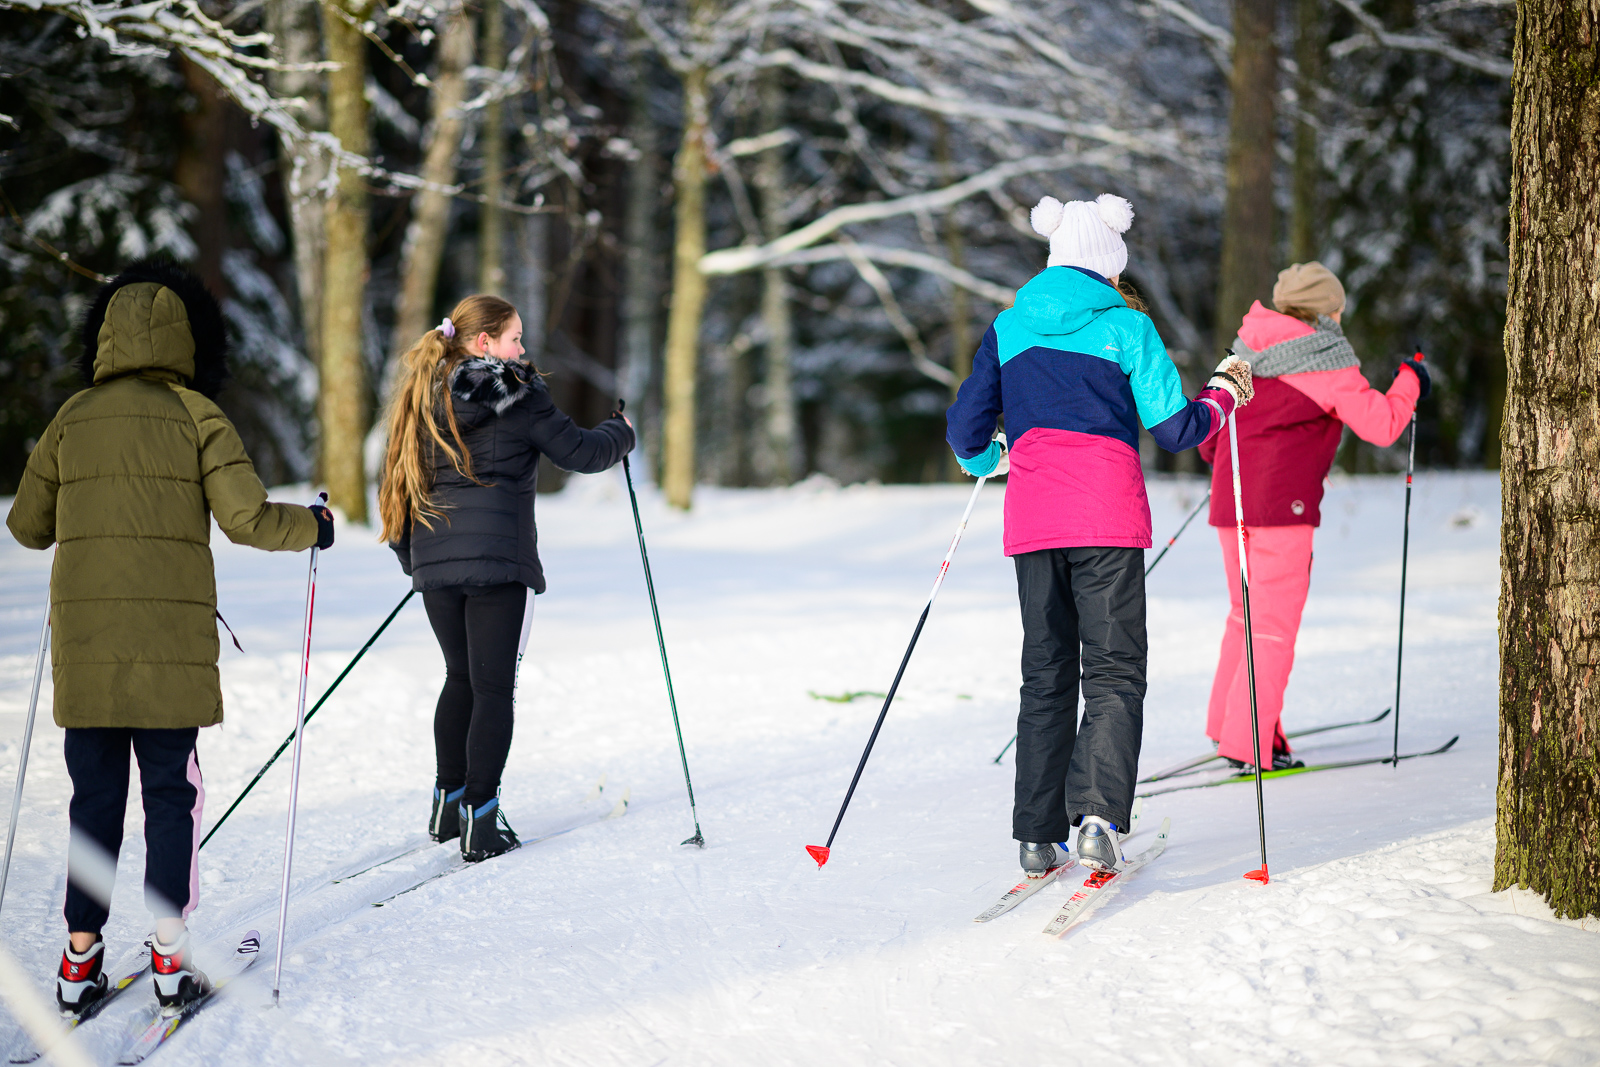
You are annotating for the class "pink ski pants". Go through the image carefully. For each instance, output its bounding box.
[1206,525,1314,766]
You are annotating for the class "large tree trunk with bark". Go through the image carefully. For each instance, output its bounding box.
[661,41,711,510]
[1495,0,1600,922]
[1215,0,1278,356]
[619,44,658,428]
[319,0,374,521]
[268,0,329,375]
[392,4,475,359]
[1290,0,1324,264]
[478,0,506,295]
[755,70,795,486]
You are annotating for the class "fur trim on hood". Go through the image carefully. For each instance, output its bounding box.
[450,357,539,415]
[78,258,230,399]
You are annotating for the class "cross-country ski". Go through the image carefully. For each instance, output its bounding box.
[1041,818,1171,938]
[4,50,1594,1066]
[114,932,261,1065]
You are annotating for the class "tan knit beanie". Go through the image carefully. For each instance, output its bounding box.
[1271,262,1346,317]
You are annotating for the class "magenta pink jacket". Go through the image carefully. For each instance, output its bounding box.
[1199,302,1420,527]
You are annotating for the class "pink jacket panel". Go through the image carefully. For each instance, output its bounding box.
[1237,301,1314,351]
[1279,364,1419,448]
[1004,427,1152,554]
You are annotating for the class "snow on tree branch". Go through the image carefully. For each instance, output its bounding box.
[1327,0,1512,78]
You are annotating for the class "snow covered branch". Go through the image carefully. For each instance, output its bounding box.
[767,243,1015,307]
[700,151,1082,275]
[1327,0,1512,78]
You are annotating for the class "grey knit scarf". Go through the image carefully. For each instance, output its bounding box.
[1231,315,1358,378]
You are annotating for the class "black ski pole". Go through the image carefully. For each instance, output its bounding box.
[1393,351,1422,767]
[991,487,1211,764]
[1226,411,1270,884]
[617,401,704,848]
[199,589,415,850]
[810,471,990,866]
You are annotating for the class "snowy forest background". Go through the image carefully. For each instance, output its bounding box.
[0,0,1512,499]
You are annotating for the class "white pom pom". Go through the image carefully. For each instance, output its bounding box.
[1094,193,1134,234]
[1030,196,1066,237]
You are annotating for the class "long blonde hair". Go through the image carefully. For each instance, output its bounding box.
[378,294,519,542]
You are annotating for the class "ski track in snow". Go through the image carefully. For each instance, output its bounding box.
[1,470,1596,1065]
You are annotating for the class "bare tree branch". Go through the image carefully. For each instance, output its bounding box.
[1326,0,1512,78]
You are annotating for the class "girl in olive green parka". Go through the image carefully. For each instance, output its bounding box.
[5,260,334,1013]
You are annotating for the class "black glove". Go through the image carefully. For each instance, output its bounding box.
[310,505,335,550]
[1396,353,1431,401]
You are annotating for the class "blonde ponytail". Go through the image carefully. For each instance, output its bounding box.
[377,294,518,543]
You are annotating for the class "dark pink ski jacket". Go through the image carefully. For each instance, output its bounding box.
[1199,302,1420,528]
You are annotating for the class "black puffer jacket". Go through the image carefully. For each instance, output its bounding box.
[391,358,634,593]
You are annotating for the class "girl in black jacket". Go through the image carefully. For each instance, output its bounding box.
[379,295,634,860]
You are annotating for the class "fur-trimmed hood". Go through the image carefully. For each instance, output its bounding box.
[77,258,230,399]
[449,357,539,423]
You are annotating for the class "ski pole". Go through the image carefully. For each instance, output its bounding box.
[199,589,415,850]
[810,471,989,867]
[1393,351,1422,767]
[617,402,704,848]
[273,492,325,1004]
[0,584,50,917]
[991,487,1211,764]
[1227,412,1269,885]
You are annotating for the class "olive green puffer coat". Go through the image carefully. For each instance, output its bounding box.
[5,281,317,728]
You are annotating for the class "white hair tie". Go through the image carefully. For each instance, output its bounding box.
[438,317,456,340]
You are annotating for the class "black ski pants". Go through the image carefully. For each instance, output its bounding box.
[423,582,530,807]
[63,727,203,935]
[1012,546,1146,843]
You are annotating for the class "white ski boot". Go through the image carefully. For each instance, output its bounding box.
[1019,841,1073,879]
[151,930,211,1011]
[56,939,108,1015]
[1076,816,1124,872]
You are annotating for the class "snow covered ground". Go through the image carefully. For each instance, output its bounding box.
[1,469,1596,1066]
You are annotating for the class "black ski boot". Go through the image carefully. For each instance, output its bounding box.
[460,798,519,862]
[1018,841,1073,879]
[56,940,108,1015]
[151,930,211,1012]
[430,785,465,843]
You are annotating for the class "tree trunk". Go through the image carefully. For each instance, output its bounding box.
[619,44,658,419]
[661,48,710,510]
[1494,0,1600,921]
[755,70,795,485]
[1215,0,1278,356]
[268,0,328,376]
[478,0,506,295]
[318,0,374,521]
[1290,0,1323,264]
[174,58,229,295]
[936,118,971,482]
[392,4,475,359]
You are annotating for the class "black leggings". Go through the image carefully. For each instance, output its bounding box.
[422,583,529,807]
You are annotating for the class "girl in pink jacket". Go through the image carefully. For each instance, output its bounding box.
[1198,262,1428,769]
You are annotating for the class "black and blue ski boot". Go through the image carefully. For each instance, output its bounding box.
[56,940,108,1015]
[430,785,465,843]
[1019,841,1073,879]
[1076,817,1123,872]
[460,798,519,862]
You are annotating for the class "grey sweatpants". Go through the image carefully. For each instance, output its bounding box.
[1012,546,1146,842]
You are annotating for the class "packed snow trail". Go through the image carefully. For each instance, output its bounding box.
[1,471,1596,1065]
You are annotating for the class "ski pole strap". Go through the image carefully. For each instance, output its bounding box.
[215,610,245,654]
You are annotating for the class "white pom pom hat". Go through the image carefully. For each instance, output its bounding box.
[1030,193,1135,279]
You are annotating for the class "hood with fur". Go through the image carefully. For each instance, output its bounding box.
[78,259,229,398]
[449,357,538,425]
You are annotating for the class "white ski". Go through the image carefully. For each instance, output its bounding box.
[973,860,1075,922]
[1041,817,1169,938]
[115,931,261,1065]
[7,944,152,1064]
[972,799,1144,924]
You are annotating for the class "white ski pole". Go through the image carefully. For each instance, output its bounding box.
[1227,413,1270,885]
[0,583,51,917]
[272,492,326,1004]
